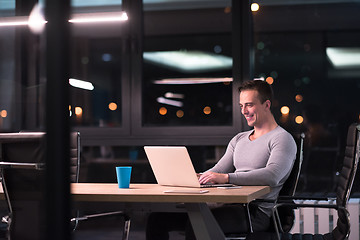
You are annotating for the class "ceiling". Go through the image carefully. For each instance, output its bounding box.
[1,0,360,11]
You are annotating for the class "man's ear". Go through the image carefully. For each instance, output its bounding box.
[265,99,271,110]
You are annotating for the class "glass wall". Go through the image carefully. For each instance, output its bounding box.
[140,1,237,135]
[0,1,30,131]
[69,1,127,129]
[0,26,17,131]
[1,0,359,191]
[252,2,360,193]
[70,21,125,128]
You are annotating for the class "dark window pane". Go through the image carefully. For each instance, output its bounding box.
[253,3,360,193]
[143,34,233,126]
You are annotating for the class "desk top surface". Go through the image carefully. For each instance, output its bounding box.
[71,183,270,203]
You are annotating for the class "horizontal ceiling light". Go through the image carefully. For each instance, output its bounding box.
[156,97,183,107]
[153,77,233,85]
[326,47,360,69]
[69,78,94,91]
[143,50,232,74]
[0,16,29,26]
[164,92,185,99]
[0,11,128,27]
[69,11,128,23]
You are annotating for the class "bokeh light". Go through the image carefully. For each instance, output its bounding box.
[224,6,231,14]
[266,77,274,85]
[280,106,290,115]
[203,106,211,115]
[295,115,304,124]
[159,107,167,115]
[108,102,117,111]
[0,110,7,118]
[176,110,184,118]
[295,94,303,103]
[251,3,259,12]
[75,107,83,116]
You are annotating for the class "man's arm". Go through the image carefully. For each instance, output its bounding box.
[228,132,297,186]
[198,172,229,184]
[198,134,240,184]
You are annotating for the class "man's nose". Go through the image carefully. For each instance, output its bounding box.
[241,107,247,115]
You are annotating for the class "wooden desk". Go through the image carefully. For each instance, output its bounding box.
[71,183,269,203]
[71,183,270,240]
[0,183,270,240]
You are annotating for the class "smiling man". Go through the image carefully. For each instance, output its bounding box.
[199,80,287,186]
[197,80,297,235]
[146,80,297,239]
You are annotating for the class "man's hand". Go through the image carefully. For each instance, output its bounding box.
[198,171,229,184]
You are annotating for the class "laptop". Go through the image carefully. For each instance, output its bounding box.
[144,146,234,188]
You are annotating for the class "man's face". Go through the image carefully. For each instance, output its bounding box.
[239,90,270,127]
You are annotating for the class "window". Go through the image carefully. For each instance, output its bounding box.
[143,34,233,126]
[252,2,360,193]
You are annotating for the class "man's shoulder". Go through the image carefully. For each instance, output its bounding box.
[270,126,296,145]
[272,126,291,136]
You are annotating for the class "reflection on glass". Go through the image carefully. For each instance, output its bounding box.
[143,33,232,127]
[0,10,16,131]
[253,2,360,193]
[143,50,232,73]
[143,80,232,126]
[326,47,360,69]
[70,38,123,127]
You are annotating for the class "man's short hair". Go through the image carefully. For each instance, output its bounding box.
[238,80,274,104]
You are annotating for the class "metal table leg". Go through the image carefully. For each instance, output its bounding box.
[185,203,225,240]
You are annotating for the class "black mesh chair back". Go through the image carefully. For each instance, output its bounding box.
[0,132,80,240]
[245,123,360,240]
[331,123,360,239]
[0,133,46,240]
[279,133,305,197]
[270,133,305,233]
[70,132,80,183]
[0,132,131,240]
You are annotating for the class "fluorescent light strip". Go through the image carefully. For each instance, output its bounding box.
[164,92,184,99]
[156,97,183,107]
[326,47,360,69]
[0,21,28,26]
[69,12,128,23]
[144,51,232,73]
[0,16,28,26]
[69,78,94,91]
[0,11,127,27]
[153,77,233,85]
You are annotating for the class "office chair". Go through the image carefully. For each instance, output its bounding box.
[247,123,360,240]
[69,132,131,240]
[0,132,130,240]
[226,133,305,240]
[0,132,46,240]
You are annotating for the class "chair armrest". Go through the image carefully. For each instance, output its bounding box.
[72,211,130,221]
[251,198,276,204]
[278,195,333,201]
[0,161,45,170]
[275,201,338,210]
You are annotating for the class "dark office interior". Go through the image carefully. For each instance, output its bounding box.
[0,0,360,239]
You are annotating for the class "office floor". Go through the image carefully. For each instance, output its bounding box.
[73,229,184,240]
[72,211,185,240]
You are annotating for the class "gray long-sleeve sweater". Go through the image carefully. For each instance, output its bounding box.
[208,126,297,216]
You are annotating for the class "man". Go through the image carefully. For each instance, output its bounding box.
[146,80,297,239]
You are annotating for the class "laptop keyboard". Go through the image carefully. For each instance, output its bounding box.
[200,183,234,188]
